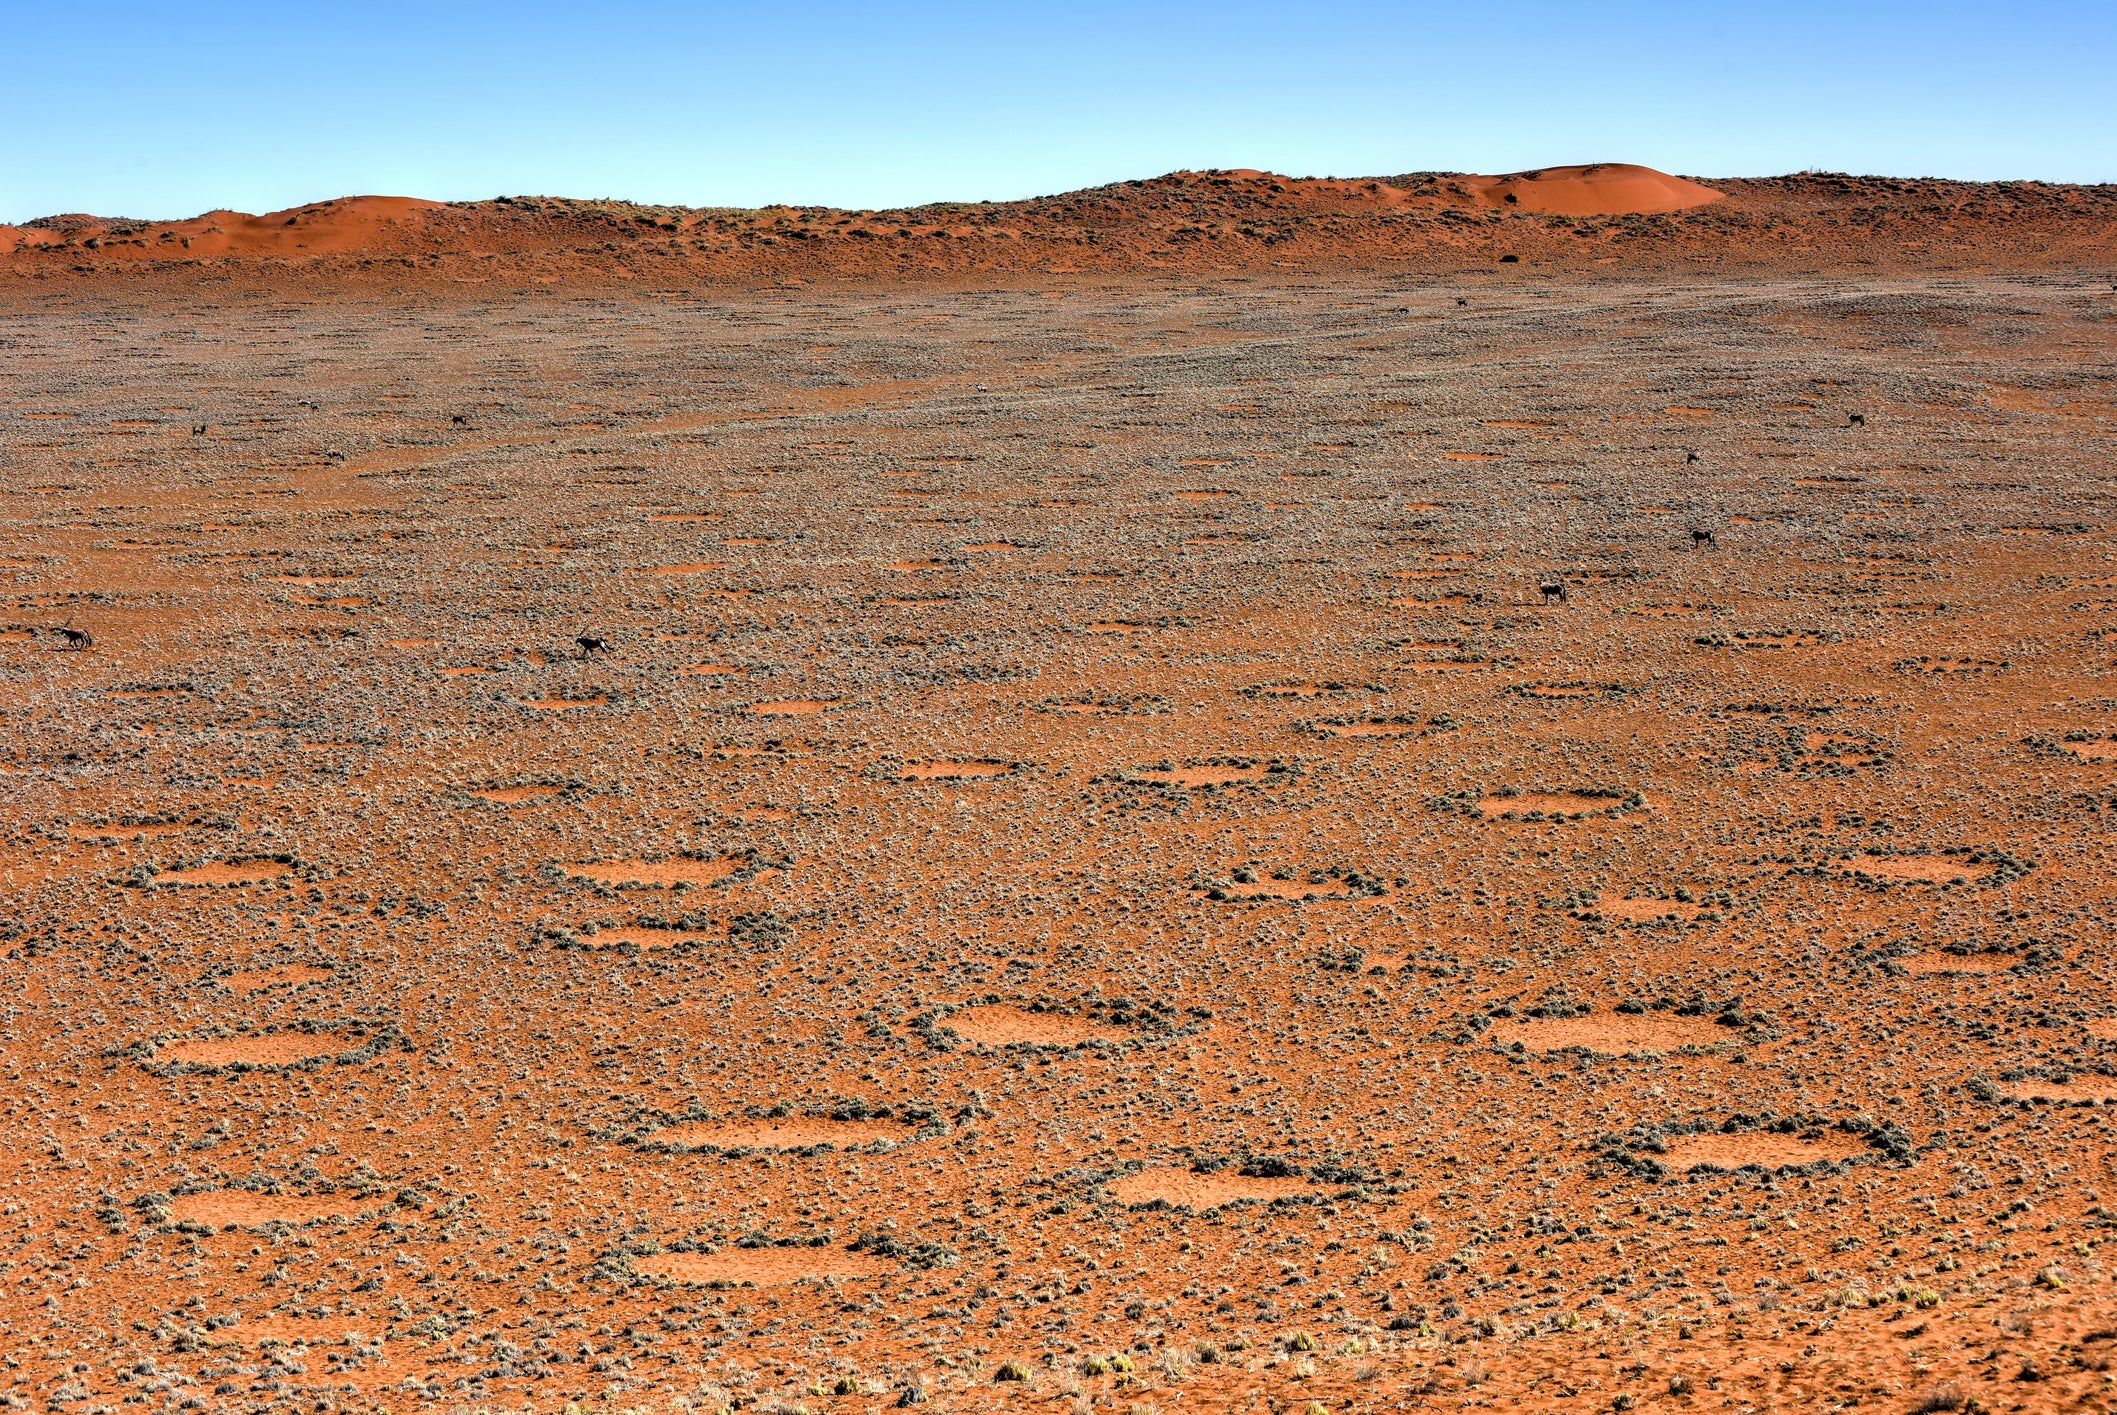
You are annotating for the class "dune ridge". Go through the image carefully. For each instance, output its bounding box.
[7,164,2113,286]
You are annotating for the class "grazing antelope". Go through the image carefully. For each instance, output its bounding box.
[577,634,612,658]
[54,626,92,650]
[1685,450,1700,465]
[1690,528,1717,551]
[452,414,469,426]
[1455,297,1468,307]
[1848,412,1866,427]
[191,423,208,435]
[1538,580,1566,605]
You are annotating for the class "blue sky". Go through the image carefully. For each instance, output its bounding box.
[6,1,2112,222]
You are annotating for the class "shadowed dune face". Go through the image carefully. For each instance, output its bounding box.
[2,241,2115,1414]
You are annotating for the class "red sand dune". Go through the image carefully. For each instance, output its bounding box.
[1462,162,1724,215]
[9,163,2112,286]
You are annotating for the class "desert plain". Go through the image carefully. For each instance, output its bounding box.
[3,164,2117,1414]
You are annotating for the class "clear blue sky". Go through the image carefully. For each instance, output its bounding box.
[6,1,2112,222]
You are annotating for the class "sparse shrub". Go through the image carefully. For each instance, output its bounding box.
[995,1361,1032,1382]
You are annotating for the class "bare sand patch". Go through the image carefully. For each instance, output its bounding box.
[156,1034,345,1067]
[589,928,713,949]
[72,819,215,840]
[216,963,331,993]
[1131,763,1266,788]
[681,663,745,676]
[2068,739,2117,760]
[472,784,561,804]
[753,698,837,716]
[634,1248,891,1287]
[2087,1019,2117,1041]
[520,694,606,710]
[1478,790,1631,820]
[566,856,745,887]
[1901,952,2013,975]
[1662,1132,1869,1170]
[945,1005,1127,1047]
[1847,853,1998,884]
[650,562,729,575]
[898,759,1012,780]
[1107,1167,1309,1208]
[1502,1014,1726,1054]
[154,860,292,887]
[652,1118,914,1150]
[2006,1076,2117,1103]
[168,1190,375,1227]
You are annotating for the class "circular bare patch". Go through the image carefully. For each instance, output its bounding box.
[1478,790,1634,820]
[1845,854,1997,884]
[154,1035,347,1068]
[2006,1076,2117,1103]
[1900,952,2012,975]
[1598,898,1701,924]
[897,760,1013,781]
[1502,1014,1726,1055]
[214,963,332,994]
[566,856,746,888]
[1106,1167,1309,1208]
[154,860,292,887]
[1128,763,1266,788]
[1661,1132,1870,1170]
[944,1005,1127,1047]
[168,1190,375,1228]
[472,784,562,804]
[651,1118,915,1151]
[634,1248,891,1287]
[752,699,837,716]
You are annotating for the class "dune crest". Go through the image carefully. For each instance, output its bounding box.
[1463,162,1723,215]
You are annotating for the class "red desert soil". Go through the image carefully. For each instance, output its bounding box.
[651,1117,916,1150]
[1,160,2114,1415]
[1659,1131,1871,1171]
[942,1005,1128,1047]
[632,1247,894,1288]
[166,1190,377,1227]
[1501,1014,1729,1054]
[214,963,332,993]
[153,1034,347,1067]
